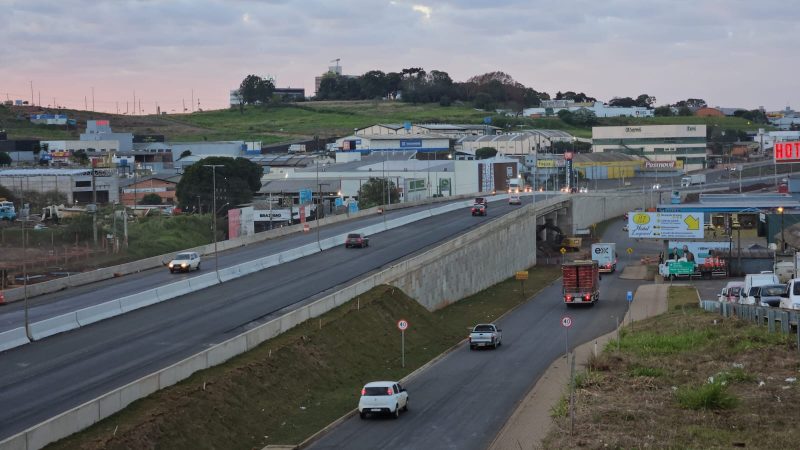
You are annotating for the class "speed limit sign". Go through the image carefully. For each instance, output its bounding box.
[397,319,409,331]
[561,316,573,328]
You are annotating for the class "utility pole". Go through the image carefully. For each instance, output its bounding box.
[204,164,224,281]
[92,162,98,247]
[21,192,32,340]
[91,86,95,112]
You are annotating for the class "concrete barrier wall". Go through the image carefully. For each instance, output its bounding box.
[29,313,80,341]
[0,328,30,353]
[0,194,569,450]
[75,300,123,327]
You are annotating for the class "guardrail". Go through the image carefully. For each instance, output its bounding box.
[699,300,800,342]
[0,194,540,450]
[0,196,497,353]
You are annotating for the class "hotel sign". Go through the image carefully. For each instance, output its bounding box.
[774,141,800,163]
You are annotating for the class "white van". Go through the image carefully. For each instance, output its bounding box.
[741,273,779,304]
[774,261,795,283]
[782,279,800,310]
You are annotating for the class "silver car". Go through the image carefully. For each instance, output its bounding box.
[168,252,201,273]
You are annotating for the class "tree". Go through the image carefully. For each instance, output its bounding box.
[239,75,275,105]
[360,70,388,99]
[0,151,11,166]
[140,193,163,205]
[475,147,498,160]
[635,94,656,108]
[677,106,693,116]
[473,92,495,110]
[357,177,399,208]
[654,105,674,116]
[608,97,637,107]
[71,149,89,165]
[674,98,707,109]
[176,156,263,213]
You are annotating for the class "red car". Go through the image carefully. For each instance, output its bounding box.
[345,233,370,248]
[471,204,487,216]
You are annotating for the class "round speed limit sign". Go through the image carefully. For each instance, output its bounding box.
[560,316,573,328]
[397,319,409,331]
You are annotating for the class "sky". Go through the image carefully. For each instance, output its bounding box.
[1,0,798,114]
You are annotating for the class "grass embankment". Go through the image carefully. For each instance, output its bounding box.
[544,286,800,449]
[47,265,561,450]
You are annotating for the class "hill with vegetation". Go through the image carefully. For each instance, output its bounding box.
[1,102,768,144]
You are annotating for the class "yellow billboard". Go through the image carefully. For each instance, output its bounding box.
[536,160,556,168]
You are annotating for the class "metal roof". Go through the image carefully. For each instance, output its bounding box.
[574,152,642,163]
[258,179,343,194]
[358,133,449,141]
[0,168,94,176]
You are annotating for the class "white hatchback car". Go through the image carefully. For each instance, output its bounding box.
[358,381,409,419]
[167,252,201,273]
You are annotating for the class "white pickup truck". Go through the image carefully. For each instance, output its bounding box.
[469,324,502,350]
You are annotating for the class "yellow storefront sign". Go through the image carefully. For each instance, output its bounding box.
[536,160,556,168]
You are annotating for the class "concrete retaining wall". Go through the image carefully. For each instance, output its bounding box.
[0,193,560,450]
[570,192,657,234]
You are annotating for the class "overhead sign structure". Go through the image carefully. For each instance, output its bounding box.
[627,212,704,239]
[774,141,800,163]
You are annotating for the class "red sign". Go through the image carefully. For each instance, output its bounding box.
[774,141,800,163]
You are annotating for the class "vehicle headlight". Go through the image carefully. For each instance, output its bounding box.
[181,263,188,268]
[168,263,174,268]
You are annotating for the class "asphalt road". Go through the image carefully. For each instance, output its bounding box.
[307,217,731,450]
[0,199,491,333]
[0,194,554,440]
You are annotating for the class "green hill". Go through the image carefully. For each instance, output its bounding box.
[1,102,770,144]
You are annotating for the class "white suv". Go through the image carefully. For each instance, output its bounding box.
[167,252,201,273]
[358,381,409,419]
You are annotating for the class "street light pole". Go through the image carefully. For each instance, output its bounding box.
[778,206,785,253]
[204,164,223,281]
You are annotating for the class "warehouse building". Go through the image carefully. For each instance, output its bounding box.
[354,123,500,137]
[457,130,575,157]
[334,134,451,154]
[0,168,120,204]
[592,125,707,171]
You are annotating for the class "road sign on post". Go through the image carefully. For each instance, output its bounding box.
[398,319,409,368]
[561,315,572,358]
[627,291,633,303]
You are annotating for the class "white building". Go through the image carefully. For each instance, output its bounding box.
[354,123,500,137]
[41,140,120,153]
[755,130,800,150]
[457,130,574,157]
[592,125,707,171]
[523,101,654,118]
[334,134,451,154]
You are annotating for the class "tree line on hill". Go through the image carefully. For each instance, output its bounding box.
[236,70,769,124]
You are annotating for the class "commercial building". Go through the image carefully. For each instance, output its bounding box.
[523,101,654,118]
[120,177,178,206]
[79,120,133,151]
[0,168,119,204]
[592,125,707,171]
[457,130,574,157]
[354,123,500,137]
[334,134,451,154]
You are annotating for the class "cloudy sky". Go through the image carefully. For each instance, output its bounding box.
[1,0,797,113]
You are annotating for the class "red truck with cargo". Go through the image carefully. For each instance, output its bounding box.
[562,260,600,306]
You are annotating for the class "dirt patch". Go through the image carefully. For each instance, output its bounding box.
[541,286,800,449]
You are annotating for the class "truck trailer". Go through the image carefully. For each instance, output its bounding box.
[562,260,600,306]
[591,243,617,273]
[680,174,706,187]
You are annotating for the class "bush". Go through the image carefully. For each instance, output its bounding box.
[676,380,738,410]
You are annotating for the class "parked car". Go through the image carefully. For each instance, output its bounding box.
[167,252,201,273]
[717,281,744,303]
[750,284,786,307]
[781,279,800,310]
[741,273,779,304]
[471,204,487,216]
[469,323,502,350]
[358,381,409,419]
[345,233,369,248]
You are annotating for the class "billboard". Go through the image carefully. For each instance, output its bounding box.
[774,141,800,163]
[666,241,728,264]
[400,139,422,148]
[627,212,704,239]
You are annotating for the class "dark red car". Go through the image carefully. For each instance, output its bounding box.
[345,233,370,248]
[471,204,487,216]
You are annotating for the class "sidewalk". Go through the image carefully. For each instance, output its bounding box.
[489,284,669,450]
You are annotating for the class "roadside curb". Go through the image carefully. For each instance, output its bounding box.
[292,269,558,450]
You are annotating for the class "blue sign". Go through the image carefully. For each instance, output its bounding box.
[483,117,492,124]
[400,139,422,148]
[348,201,359,214]
[299,189,313,205]
[403,121,412,130]
[335,197,344,207]
[626,291,633,303]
